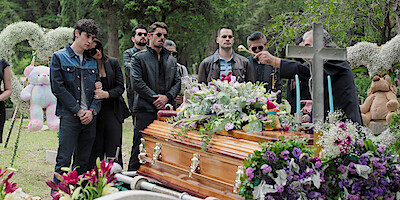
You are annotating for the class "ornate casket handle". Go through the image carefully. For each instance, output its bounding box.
[233,166,244,193]
[138,138,147,164]
[188,153,200,178]
[151,143,162,164]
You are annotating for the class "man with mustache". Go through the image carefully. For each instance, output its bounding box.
[198,26,254,83]
[128,22,181,171]
[123,24,148,115]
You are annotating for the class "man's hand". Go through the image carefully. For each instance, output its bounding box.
[94,89,109,99]
[95,82,102,90]
[302,114,311,123]
[153,94,169,110]
[300,100,313,114]
[254,51,281,68]
[175,95,183,105]
[80,110,94,125]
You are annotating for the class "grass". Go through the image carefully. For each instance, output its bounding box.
[0,117,134,200]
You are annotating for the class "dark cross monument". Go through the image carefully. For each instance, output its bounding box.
[285,22,347,123]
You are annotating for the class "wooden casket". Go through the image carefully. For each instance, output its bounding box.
[138,120,313,200]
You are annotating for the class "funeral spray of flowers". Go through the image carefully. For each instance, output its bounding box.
[239,138,328,200]
[322,139,400,200]
[314,112,364,159]
[173,78,280,147]
[0,167,19,200]
[46,158,118,200]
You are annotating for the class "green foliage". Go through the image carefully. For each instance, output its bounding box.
[353,69,372,104]
[4,98,13,108]
[389,113,400,154]
[265,0,397,56]
[0,0,21,30]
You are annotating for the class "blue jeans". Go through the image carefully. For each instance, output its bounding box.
[54,115,96,176]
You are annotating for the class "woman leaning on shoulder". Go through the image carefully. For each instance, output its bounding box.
[88,39,130,169]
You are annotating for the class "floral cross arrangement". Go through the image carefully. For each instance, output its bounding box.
[173,78,280,147]
[46,158,118,200]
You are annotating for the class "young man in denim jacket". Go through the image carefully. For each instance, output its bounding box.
[50,19,101,177]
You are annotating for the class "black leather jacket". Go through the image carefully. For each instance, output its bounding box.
[123,46,141,113]
[130,45,181,113]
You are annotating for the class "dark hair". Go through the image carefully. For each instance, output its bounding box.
[247,31,267,46]
[148,22,168,33]
[131,24,147,36]
[91,38,108,61]
[73,19,98,41]
[218,26,233,37]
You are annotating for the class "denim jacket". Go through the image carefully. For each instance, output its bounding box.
[50,43,101,117]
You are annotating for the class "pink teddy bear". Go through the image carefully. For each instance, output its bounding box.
[20,65,59,131]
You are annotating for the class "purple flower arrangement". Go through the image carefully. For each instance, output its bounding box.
[239,138,328,200]
[239,137,400,200]
[324,139,400,199]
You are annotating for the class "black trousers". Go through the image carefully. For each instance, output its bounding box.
[88,105,123,169]
[0,101,4,143]
[128,112,157,171]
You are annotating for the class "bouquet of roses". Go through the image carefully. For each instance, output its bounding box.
[46,158,118,200]
[323,139,400,199]
[173,78,280,147]
[239,138,328,200]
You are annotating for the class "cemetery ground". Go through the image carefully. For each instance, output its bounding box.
[0,117,135,200]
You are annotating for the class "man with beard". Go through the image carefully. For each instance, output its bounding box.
[123,24,147,114]
[255,29,362,125]
[128,22,181,171]
[198,26,254,83]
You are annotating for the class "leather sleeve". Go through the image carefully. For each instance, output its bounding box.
[166,62,181,101]
[131,54,157,104]
[198,60,208,83]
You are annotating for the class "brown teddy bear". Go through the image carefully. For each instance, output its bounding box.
[360,74,399,126]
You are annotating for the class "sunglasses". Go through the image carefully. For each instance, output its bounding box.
[221,35,233,39]
[136,32,147,36]
[151,32,168,38]
[171,51,178,57]
[251,46,264,52]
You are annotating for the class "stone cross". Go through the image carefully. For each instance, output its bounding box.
[285,22,347,123]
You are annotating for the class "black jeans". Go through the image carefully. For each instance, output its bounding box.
[54,115,96,176]
[128,112,157,171]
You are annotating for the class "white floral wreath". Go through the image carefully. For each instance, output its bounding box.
[0,21,73,115]
[347,35,400,77]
